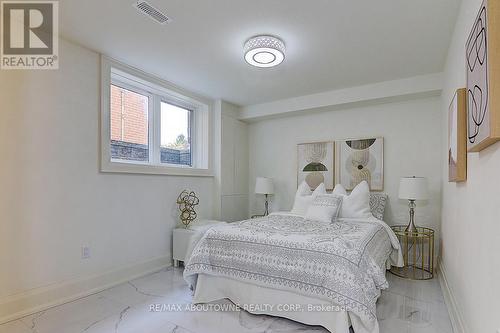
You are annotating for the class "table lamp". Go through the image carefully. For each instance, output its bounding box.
[399,176,428,233]
[255,177,274,216]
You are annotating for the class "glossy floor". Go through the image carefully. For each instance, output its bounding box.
[0,267,453,333]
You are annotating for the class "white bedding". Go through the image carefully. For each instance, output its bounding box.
[183,212,403,333]
[194,274,353,333]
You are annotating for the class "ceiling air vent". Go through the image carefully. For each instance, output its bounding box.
[133,1,170,25]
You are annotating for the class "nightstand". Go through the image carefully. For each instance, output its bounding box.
[172,220,226,267]
[389,225,435,280]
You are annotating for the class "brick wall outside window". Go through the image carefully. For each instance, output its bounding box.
[110,85,148,145]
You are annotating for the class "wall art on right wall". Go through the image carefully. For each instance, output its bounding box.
[449,88,467,182]
[466,0,500,152]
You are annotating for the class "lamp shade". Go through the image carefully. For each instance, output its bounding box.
[399,177,428,200]
[255,177,274,195]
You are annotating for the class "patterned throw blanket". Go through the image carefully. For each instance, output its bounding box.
[184,213,400,332]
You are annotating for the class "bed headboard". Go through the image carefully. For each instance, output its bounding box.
[369,193,388,220]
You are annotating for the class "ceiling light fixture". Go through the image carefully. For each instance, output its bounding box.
[244,35,285,68]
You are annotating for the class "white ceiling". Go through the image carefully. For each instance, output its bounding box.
[60,0,460,106]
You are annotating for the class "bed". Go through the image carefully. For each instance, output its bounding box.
[183,211,403,333]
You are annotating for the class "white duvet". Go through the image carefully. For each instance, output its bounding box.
[184,212,403,333]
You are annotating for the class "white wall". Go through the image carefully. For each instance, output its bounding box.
[440,0,500,332]
[0,39,215,318]
[248,97,442,232]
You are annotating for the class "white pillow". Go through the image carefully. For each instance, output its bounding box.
[332,181,373,218]
[313,183,326,195]
[291,182,326,216]
[305,194,343,223]
[332,183,348,196]
[297,180,312,196]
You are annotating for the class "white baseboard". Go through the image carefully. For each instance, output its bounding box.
[438,261,466,333]
[0,255,171,324]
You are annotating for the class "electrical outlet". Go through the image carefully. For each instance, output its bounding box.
[81,246,90,259]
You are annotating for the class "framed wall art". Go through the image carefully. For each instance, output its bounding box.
[466,0,500,152]
[337,137,384,191]
[449,88,467,182]
[297,142,334,191]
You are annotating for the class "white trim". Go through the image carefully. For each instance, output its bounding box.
[100,56,214,176]
[150,93,159,164]
[101,160,213,177]
[0,255,171,324]
[438,261,467,333]
[239,72,443,121]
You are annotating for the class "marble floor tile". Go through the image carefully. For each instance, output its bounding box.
[0,268,454,333]
[378,318,411,333]
[264,316,330,332]
[77,303,181,333]
[385,273,445,303]
[0,320,32,333]
[19,293,125,333]
[100,268,193,310]
[151,321,195,333]
[152,299,276,333]
[377,289,405,322]
[378,273,453,333]
[403,296,453,333]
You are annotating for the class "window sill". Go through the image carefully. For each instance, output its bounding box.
[100,160,213,177]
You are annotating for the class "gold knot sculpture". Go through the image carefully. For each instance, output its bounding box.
[176,190,199,228]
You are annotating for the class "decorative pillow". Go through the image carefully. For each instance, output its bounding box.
[297,180,312,196]
[291,182,326,216]
[369,193,388,220]
[305,194,343,223]
[332,183,348,196]
[332,181,372,218]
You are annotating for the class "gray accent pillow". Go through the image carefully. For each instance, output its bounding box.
[369,193,388,220]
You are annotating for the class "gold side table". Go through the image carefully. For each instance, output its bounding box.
[390,225,434,280]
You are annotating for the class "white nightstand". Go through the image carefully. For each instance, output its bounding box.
[172,220,226,267]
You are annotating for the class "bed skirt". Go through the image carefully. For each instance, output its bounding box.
[193,273,357,333]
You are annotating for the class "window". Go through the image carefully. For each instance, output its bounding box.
[101,57,212,176]
[160,102,192,166]
[110,84,150,162]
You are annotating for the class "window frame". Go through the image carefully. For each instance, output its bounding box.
[159,100,194,167]
[109,80,154,165]
[101,56,213,177]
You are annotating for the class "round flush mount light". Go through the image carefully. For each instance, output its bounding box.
[244,35,285,68]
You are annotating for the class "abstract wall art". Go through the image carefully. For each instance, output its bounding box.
[466,0,500,152]
[337,137,384,191]
[297,142,334,190]
[449,89,467,182]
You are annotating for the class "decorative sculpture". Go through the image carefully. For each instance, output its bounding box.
[176,190,199,228]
